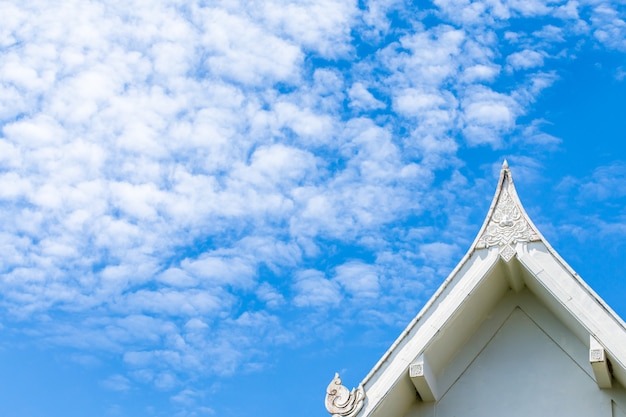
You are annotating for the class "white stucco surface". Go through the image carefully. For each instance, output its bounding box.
[405,301,626,417]
[614,401,626,417]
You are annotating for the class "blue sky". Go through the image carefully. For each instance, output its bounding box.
[0,0,626,416]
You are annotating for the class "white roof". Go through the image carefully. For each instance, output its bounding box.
[325,161,626,417]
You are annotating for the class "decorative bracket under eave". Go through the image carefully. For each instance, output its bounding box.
[476,161,540,262]
[590,335,613,388]
[325,373,365,417]
[409,355,438,402]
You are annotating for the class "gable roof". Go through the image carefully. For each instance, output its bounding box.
[325,161,626,417]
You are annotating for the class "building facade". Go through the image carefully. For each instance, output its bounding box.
[325,161,626,417]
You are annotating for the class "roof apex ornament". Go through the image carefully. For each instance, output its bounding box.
[475,162,540,262]
[325,373,365,417]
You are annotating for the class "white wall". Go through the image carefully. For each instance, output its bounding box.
[405,294,626,417]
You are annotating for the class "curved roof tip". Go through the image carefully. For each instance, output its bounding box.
[470,158,542,262]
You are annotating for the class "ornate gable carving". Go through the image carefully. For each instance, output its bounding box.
[476,172,540,262]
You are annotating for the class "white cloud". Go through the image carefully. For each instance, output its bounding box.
[114,289,227,316]
[461,64,501,82]
[553,0,580,20]
[516,119,562,148]
[256,282,285,309]
[101,374,132,392]
[392,25,466,86]
[506,0,551,16]
[466,97,513,127]
[574,163,626,202]
[198,8,303,86]
[292,269,342,308]
[234,144,318,189]
[360,0,404,39]
[591,4,626,51]
[181,256,256,289]
[532,25,566,43]
[461,86,520,146]
[273,102,336,143]
[418,242,461,265]
[394,89,447,115]
[506,49,545,71]
[348,82,386,110]
[259,0,358,58]
[434,0,511,24]
[334,261,380,299]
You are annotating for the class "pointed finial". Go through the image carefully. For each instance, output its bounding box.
[502,159,509,170]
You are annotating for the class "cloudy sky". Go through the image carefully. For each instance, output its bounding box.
[1,0,626,416]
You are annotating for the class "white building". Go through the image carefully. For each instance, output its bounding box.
[325,161,626,417]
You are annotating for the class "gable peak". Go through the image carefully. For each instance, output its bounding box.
[474,161,541,261]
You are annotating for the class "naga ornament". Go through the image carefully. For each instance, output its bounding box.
[325,373,365,417]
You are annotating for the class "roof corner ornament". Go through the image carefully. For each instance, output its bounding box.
[325,373,365,417]
[476,165,540,262]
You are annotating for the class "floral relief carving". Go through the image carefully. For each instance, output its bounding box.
[476,181,540,262]
[325,373,365,417]
[590,348,604,362]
